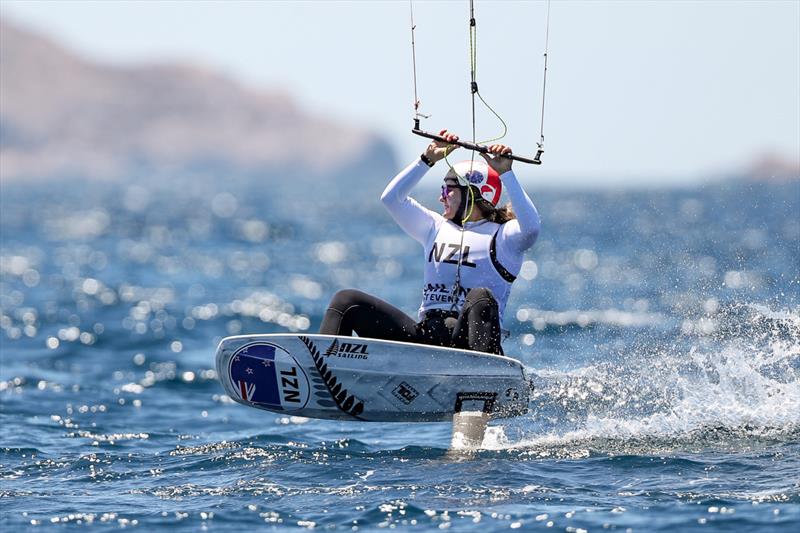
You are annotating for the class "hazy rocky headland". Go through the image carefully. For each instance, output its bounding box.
[0,16,795,201]
[0,19,396,199]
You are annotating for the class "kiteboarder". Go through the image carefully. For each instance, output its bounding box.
[319,130,540,355]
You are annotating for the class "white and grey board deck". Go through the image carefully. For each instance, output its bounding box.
[215,334,532,422]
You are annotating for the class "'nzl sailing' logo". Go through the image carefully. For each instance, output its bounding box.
[427,242,477,268]
[324,339,369,360]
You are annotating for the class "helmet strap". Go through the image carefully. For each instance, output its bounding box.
[453,186,468,227]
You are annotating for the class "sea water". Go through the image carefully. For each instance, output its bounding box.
[1,176,798,531]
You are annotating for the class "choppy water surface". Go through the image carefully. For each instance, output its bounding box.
[1,177,798,531]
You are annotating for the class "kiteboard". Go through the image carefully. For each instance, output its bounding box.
[215,334,531,422]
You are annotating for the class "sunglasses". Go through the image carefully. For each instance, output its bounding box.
[441,184,460,201]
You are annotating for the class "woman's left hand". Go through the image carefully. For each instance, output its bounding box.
[480,144,513,175]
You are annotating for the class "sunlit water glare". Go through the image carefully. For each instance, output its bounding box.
[1,178,798,530]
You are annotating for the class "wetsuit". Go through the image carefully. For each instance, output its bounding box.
[319,157,540,353]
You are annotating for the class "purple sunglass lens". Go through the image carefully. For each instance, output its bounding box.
[441,184,458,200]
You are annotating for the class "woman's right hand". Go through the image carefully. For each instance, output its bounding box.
[423,129,460,164]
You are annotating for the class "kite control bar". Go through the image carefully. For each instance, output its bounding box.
[412,125,543,165]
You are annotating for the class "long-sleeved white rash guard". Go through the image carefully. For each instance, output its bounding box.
[380,158,541,322]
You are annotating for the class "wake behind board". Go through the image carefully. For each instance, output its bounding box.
[215,334,531,422]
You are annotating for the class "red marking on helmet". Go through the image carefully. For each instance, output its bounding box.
[481,184,500,206]
[451,160,502,205]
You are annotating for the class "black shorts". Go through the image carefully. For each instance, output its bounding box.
[319,288,503,354]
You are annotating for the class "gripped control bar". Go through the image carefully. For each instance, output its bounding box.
[412,127,542,165]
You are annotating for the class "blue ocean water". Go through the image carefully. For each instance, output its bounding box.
[1,176,799,531]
